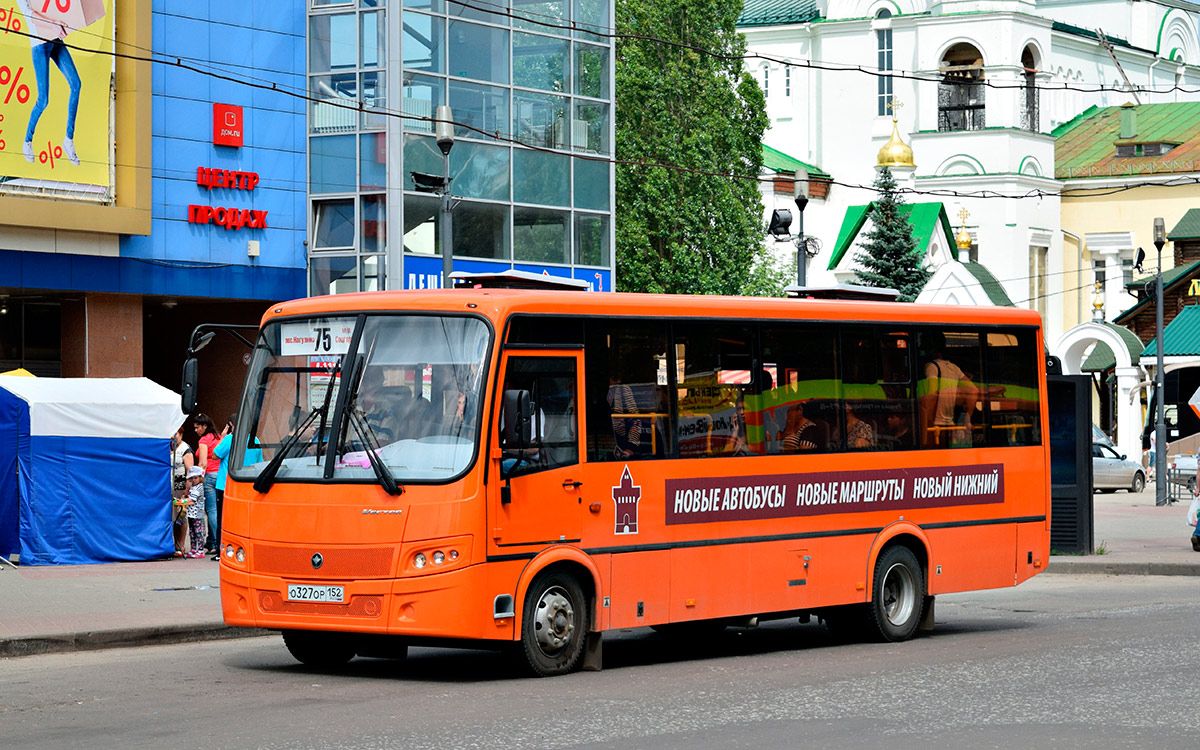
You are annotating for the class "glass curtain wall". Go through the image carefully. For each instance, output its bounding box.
[309,0,389,295]
[309,0,614,294]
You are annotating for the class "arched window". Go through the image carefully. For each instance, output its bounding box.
[876,8,894,116]
[1021,46,1038,132]
[785,66,791,97]
[761,64,769,98]
[938,43,985,132]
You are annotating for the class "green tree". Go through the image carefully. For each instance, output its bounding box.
[853,167,932,302]
[615,0,774,295]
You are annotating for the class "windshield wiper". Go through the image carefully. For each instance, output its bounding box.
[346,407,403,496]
[253,361,343,494]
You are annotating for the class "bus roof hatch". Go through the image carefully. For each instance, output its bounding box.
[449,270,591,291]
[785,283,901,301]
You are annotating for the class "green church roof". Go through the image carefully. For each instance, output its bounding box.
[1142,304,1200,358]
[828,202,955,270]
[1115,259,1200,323]
[1169,208,1200,240]
[961,262,1014,307]
[1081,323,1145,371]
[762,144,830,179]
[738,0,820,26]
[1055,102,1200,179]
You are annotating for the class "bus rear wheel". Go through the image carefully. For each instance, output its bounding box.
[282,629,357,668]
[867,546,925,642]
[520,571,588,677]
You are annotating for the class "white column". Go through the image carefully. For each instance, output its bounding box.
[1114,365,1143,462]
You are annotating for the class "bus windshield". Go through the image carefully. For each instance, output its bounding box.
[231,314,490,485]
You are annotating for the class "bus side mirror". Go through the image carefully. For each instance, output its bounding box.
[181,357,199,415]
[502,389,532,450]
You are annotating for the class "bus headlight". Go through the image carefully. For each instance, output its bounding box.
[401,536,471,576]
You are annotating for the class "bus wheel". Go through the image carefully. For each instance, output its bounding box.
[868,546,925,642]
[282,629,356,668]
[521,571,588,677]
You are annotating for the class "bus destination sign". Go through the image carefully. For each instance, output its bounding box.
[665,464,1004,525]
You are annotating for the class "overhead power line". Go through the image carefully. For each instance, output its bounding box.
[14,21,1200,202]
[433,0,1200,96]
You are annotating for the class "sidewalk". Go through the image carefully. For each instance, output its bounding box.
[1046,484,1200,576]
[1,487,1197,658]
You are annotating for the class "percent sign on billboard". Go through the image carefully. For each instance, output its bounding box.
[0,0,111,187]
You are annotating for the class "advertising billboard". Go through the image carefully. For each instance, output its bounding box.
[0,0,113,194]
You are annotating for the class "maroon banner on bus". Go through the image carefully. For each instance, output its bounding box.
[664,464,1004,525]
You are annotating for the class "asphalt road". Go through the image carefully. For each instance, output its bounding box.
[3,574,1197,750]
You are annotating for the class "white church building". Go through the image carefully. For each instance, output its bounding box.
[740,0,1200,348]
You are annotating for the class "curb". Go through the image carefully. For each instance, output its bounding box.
[1046,560,1200,577]
[0,624,272,659]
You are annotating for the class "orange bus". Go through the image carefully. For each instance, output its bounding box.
[206,285,1049,676]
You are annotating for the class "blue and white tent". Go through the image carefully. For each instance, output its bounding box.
[0,376,187,565]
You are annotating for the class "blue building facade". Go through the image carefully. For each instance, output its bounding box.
[0,1,307,387]
[126,1,307,301]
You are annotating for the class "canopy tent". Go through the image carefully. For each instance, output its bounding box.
[0,368,35,377]
[0,376,187,565]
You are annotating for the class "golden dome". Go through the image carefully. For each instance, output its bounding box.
[877,120,915,168]
[956,227,973,250]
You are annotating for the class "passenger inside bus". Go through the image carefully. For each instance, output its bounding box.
[357,368,401,444]
[779,401,822,452]
[842,401,876,450]
[879,409,914,450]
[918,331,980,449]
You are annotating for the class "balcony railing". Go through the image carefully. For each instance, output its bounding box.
[937,79,985,132]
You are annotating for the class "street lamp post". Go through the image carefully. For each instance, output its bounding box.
[435,105,455,287]
[794,194,809,286]
[411,107,456,287]
[1154,216,1167,506]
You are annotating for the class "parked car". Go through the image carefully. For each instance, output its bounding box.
[1092,424,1114,448]
[1092,442,1146,493]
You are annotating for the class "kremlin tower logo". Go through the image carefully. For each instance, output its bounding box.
[612,465,641,535]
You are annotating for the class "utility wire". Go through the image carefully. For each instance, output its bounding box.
[14,22,1200,202]
[436,0,1200,95]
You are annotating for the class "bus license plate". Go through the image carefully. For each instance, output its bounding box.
[287,584,344,603]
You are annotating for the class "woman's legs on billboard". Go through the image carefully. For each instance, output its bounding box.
[22,40,82,166]
[23,42,50,161]
[49,41,81,165]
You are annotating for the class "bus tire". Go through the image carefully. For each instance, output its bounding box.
[520,570,588,677]
[868,545,925,642]
[282,629,356,668]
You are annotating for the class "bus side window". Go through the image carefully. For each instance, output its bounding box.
[984,329,1041,447]
[672,322,754,458]
[585,319,670,461]
[917,329,984,449]
[761,324,838,454]
[499,357,578,477]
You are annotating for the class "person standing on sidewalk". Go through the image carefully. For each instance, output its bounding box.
[211,413,262,560]
[170,428,194,557]
[1191,463,1200,552]
[183,466,207,558]
[193,414,226,556]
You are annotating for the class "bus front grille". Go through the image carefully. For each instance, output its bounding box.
[253,544,395,579]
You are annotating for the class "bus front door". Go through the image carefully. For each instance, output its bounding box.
[490,352,585,548]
